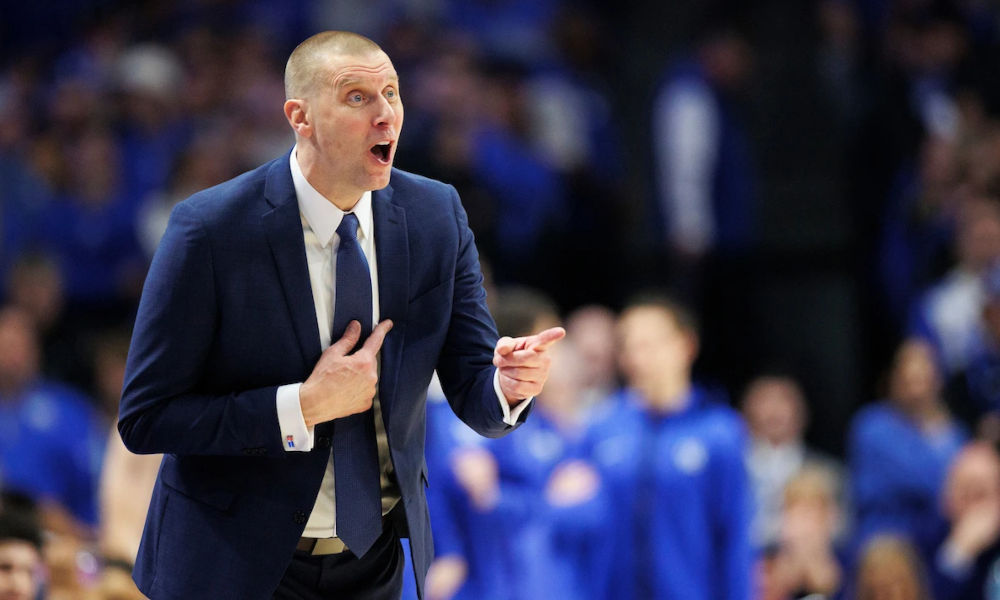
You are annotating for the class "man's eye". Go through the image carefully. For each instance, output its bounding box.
[350,94,363,103]
[385,89,396,99]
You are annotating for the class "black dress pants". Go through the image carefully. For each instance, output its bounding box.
[271,526,403,600]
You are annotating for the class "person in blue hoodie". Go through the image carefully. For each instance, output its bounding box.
[849,337,967,551]
[422,287,563,600]
[590,294,754,600]
[490,339,608,600]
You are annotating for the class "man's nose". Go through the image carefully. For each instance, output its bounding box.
[372,95,396,128]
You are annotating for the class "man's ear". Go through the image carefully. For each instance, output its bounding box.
[284,99,311,137]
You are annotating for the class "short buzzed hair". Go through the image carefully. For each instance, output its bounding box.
[285,31,384,99]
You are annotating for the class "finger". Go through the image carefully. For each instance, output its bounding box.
[329,321,362,355]
[495,349,545,368]
[500,373,540,399]
[526,327,566,352]
[495,336,516,356]
[360,319,393,355]
[497,366,544,383]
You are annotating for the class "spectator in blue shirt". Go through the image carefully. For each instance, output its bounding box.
[0,307,104,532]
[422,287,562,600]
[38,128,146,315]
[908,196,1000,376]
[850,338,967,550]
[946,261,1000,443]
[490,340,606,600]
[590,295,754,600]
[928,442,1000,600]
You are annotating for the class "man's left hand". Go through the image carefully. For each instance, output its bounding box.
[493,327,566,404]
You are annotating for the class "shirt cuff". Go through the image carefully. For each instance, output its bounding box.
[494,369,532,426]
[276,383,314,452]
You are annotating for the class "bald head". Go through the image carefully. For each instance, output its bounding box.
[285,31,384,100]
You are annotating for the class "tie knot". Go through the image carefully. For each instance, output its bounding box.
[338,213,360,243]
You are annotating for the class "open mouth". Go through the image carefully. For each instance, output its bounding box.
[370,141,392,163]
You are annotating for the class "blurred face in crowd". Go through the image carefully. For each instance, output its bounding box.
[566,306,618,392]
[0,309,41,396]
[781,469,841,547]
[743,377,807,447]
[0,540,42,600]
[72,130,121,206]
[618,305,697,406]
[855,537,926,600]
[7,259,64,333]
[943,443,1000,522]
[538,342,586,421]
[285,46,403,208]
[956,198,1000,272]
[888,339,941,415]
[701,32,753,92]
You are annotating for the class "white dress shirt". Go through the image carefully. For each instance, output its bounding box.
[276,147,529,538]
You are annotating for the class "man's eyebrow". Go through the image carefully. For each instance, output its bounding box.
[334,74,400,89]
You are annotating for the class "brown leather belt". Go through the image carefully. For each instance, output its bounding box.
[296,536,349,555]
[297,512,394,556]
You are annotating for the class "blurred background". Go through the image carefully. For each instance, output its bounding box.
[3,0,1000,598]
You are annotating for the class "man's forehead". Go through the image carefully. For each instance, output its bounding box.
[325,52,398,87]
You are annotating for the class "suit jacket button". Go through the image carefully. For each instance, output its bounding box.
[242,449,252,455]
[293,511,306,524]
[318,437,331,449]
[258,447,268,455]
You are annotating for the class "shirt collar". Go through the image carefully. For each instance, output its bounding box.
[290,146,373,248]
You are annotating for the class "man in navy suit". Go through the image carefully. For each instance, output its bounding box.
[118,31,564,600]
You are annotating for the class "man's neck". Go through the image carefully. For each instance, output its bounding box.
[644,378,692,414]
[295,145,362,211]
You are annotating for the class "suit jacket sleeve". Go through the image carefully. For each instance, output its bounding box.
[435,185,529,438]
[118,201,283,456]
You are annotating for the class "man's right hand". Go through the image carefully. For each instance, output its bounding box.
[299,319,393,427]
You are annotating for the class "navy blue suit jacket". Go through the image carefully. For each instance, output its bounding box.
[119,150,526,600]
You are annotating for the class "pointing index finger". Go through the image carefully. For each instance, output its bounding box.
[526,327,566,352]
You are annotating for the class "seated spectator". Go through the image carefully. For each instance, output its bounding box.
[928,442,1000,600]
[590,294,753,600]
[909,196,1000,375]
[38,128,146,317]
[850,338,967,548]
[764,467,849,600]
[0,508,44,600]
[854,536,932,600]
[0,307,105,534]
[5,253,91,391]
[743,375,847,548]
[947,262,1000,443]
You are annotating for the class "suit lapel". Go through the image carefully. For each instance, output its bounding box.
[261,152,323,368]
[373,183,408,429]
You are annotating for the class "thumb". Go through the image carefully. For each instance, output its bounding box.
[495,336,516,357]
[329,321,362,355]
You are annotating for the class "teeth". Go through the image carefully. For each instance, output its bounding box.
[377,142,390,146]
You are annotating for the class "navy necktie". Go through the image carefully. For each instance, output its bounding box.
[331,212,382,557]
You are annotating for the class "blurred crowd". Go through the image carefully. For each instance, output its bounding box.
[3,0,1000,599]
